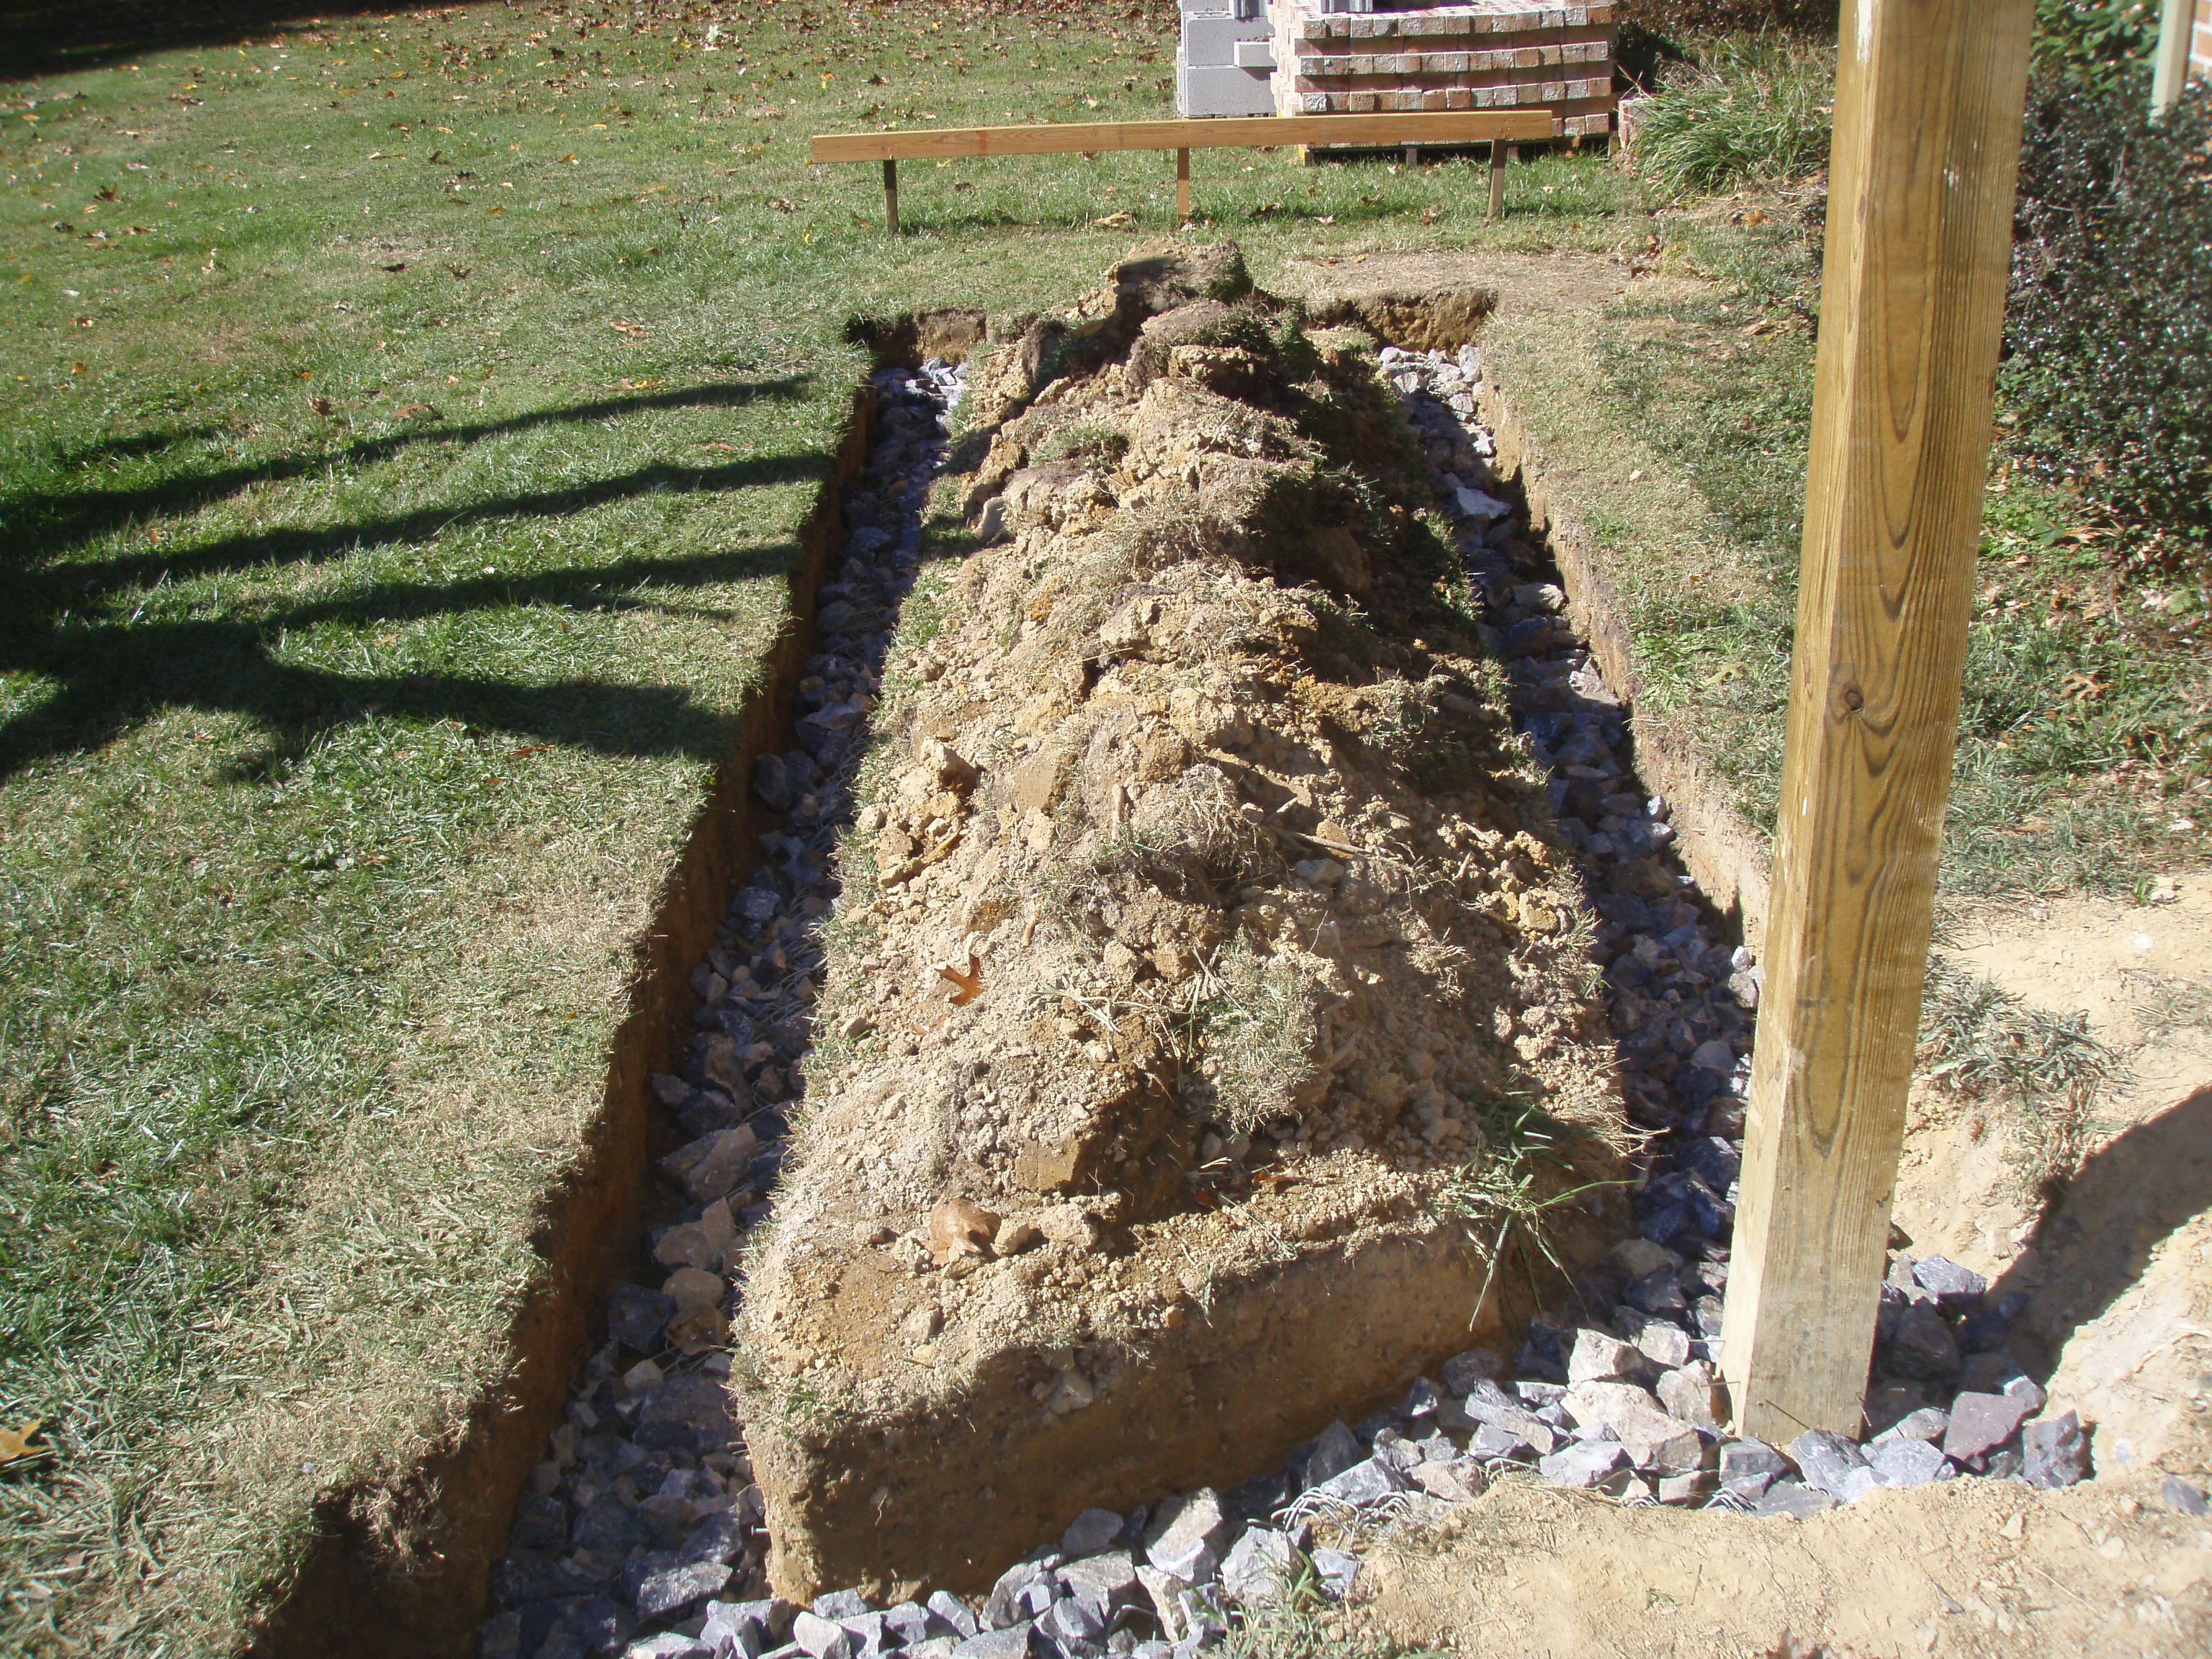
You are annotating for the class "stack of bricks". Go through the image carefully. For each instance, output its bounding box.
[1269,1,1617,139]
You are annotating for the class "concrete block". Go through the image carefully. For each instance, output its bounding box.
[1183,15,1272,68]
[1176,60,1277,118]
[1232,38,1275,70]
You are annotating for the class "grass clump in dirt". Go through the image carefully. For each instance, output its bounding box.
[1918,958,2125,1201]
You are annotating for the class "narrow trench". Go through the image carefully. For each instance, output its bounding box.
[478,313,2067,1659]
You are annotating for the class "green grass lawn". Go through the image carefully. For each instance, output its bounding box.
[0,2,1652,1650]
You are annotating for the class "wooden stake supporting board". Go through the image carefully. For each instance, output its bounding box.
[1719,0,2037,1444]
[815,112,1555,231]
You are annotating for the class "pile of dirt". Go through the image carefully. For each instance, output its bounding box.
[737,244,1629,1600]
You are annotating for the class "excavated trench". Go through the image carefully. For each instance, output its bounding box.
[444,243,2077,1659]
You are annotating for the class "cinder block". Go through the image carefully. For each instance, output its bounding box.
[1183,14,1271,67]
[1176,58,1277,117]
[1233,37,1275,69]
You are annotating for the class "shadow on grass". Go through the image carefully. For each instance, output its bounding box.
[1,539,797,783]
[0,0,416,79]
[0,376,832,783]
[2,375,813,569]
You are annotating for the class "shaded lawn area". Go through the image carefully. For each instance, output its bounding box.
[0,1,1653,1650]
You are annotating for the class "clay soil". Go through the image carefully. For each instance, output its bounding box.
[738,246,1635,1601]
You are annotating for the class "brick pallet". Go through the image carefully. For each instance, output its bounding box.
[1268,1,1617,140]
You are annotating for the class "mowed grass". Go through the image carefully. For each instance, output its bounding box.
[1584,192,2210,899]
[0,1,1655,1651]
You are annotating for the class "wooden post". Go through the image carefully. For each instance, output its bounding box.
[882,158,899,235]
[2152,0,2195,117]
[1405,141,1420,168]
[1719,0,2036,1444]
[1486,140,1507,218]
[1175,146,1191,220]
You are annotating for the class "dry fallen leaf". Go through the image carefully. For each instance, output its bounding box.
[926,1195,999,1266]
[610,318,650,337]
[1089,210,1136,230]
[0,1419,48,1466]
[392,402,439,421]
[938,952,984,1007]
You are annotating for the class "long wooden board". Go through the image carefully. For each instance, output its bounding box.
[811,111,1555,164]
[1717,0,2036,1442]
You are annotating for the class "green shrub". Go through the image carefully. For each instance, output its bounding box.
[1628,34,1836,194]
[2032,0,2163,91]
[1616,1,1839,88]
[2004,71,2212,580]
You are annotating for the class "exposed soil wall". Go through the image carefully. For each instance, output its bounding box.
[739,246,1627,1601]
[245,382,881,1659]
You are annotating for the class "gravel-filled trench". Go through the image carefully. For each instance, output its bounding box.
[478,251,2092,1659]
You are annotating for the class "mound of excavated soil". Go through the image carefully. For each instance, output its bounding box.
[738,245,1628,1601]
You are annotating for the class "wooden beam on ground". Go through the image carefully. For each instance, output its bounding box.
[1718,0,2036,1444]
[809,110,1555,164]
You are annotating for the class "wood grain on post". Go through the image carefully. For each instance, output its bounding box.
[1718,0,2036,1443]
[882,158,899,235]
[1177,146,1191,221]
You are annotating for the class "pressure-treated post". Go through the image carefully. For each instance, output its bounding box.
[1487,142,1508,218]
[1175,146,1191,220]
[883,159,899,235]
[2152,0,2196,117]
[1718,0,2036,1444]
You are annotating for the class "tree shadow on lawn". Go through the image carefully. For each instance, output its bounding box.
[0,378,832,784]
[3,375,813,570]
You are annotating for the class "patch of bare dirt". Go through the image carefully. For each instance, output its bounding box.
[739,243,1629,1601]
[1892,880,2212,1485]
[1357,1464,2212,1656]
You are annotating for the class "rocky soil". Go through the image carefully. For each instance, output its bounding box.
[477,245,2157,1659]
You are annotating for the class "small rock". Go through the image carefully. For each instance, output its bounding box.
[1468,1421,1535,1460]
[1912,1256,1988,1306]
[1307,1457,1406,1507]
[793,1611,855,1659]
[621,1554,735,1622]
[1790,1430,1878,1503]
[1144,1488,1232,1583]
[1302,1420,1366,1489]
[2161,1475,2210,1516]
[1439,1349,1503,1395]
[1061,1508,1125,1557]
[1563,1381,1701,1473]
[1754,1481,1836,1520]
[1866,1438,1951,1489]
[927,1592,981,1640]
[1888,1301,1963,1380]
[1309,1546,1359,1599]
[1655,1472,1712,1505]
[606,1285,677,1354]
[1654,1361,1725,1429]
[1411,1461,1486,1504]
[1218,1527,1295,1606]
[950,1627,1033,1659]
[1718,1438,1788,1500]
[1566,1329,1640,1384]
[1873,1406,1950,1444]
[2020,1411,2090,1488]
[1608,1238,1678,1282]
[1632,1320,1692,1371]
[815,1591,871,1621]
[1942,1391,2036,1463]
[1539,1442,1628,1488]
[660,1125,761,1204]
